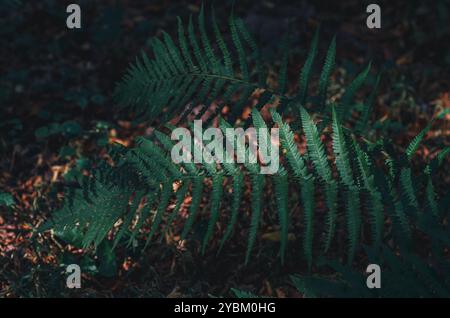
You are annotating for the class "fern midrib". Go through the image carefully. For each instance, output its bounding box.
[144,70,253,87]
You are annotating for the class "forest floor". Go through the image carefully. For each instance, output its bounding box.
[0,0,449,297]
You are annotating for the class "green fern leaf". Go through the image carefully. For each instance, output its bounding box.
[318,36,336,109]
[278,35,290,95]
[297,28,319,105]
[345,187,361,264]
[337,62,371,122]
[332,106,354,186]
[274,167,289,264]
[356,72,381,133]
[246,173,265,264]
[400,167,420,213]
[406,122,433,160]
[145,183,173,248]
[202,173,224,254]
[302,177,315,269]
[300,107,332,182]
[181,176,204,240]
[218,172,244,252]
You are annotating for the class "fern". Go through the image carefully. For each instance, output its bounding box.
[336,62,372,122]
[115,9,375,129]
[399,167,420,215]
[273,167,289,264]
[332,107,361,263]
[332,107,354,187]
[48,7,448,273]
[356,72,381,133]
[300,106,337,253]
[278,34,290,96]
[47,103,447,268]
[318,36,336,109]
[352,139,384,249]
[292,244,450,298]
[115,8,263,123]
[231,288,263,298]
[300,106,332,182]
[424,166,439,217]
[406,121,434,160]
[217,120,245,253]
[296,28,319,105]
[271,110,316,267]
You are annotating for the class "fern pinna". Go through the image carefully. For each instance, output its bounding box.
[47,106,448,266]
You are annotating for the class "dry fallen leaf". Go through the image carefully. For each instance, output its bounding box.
[261,231,296,242]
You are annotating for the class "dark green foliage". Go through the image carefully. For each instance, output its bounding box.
[114,9,376,127]
[356,72,381,134]
[291,244,450,298]
[0,192,14,207]
[45,7,449,300]
[337,62,372,120]
[47,108,447,266]
[114,6,266,124]
[317,36,336,109]
[296,27,319,105]
[231,288,263,298]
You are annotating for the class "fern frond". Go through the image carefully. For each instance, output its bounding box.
[211,8,232,76]
[199,5,220,74]
[271,110,310,180]
[337,62,371,122]
[145,182,172,248]
[113,191,145,248]
[218,172,244,252]
[301,106,337,252]
[293,245,450,298]
[271,109,316,266]
[274,167,289,264]
[235,18,264,86]
[50,101,443,270]
[181,176,204,240]
[246,173,265,264]
[406,121,433,160]
[356,72,381,133]
[300,107,332,182]
[163,181,190,237]
[345,187,361,264]
[391,189,412,247]
[436,146,450,165]
[202,173,224,254]
[322,182,338,252]
[318,36,336,109]
[331,107,363,257]
[400,167,420,214]
[332,107,354,186]
[302,177,316,269]
[116,9,269,125]
[278,35,290,95]
[219,117,264,263]
[231,288,262,298]
[177,17,195,70]
[291,273,352,298]
[353,140,384,249]
[297,28,319,105]
[125,194,153,246]
[424,166,439,217]
[229,13,249,81]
